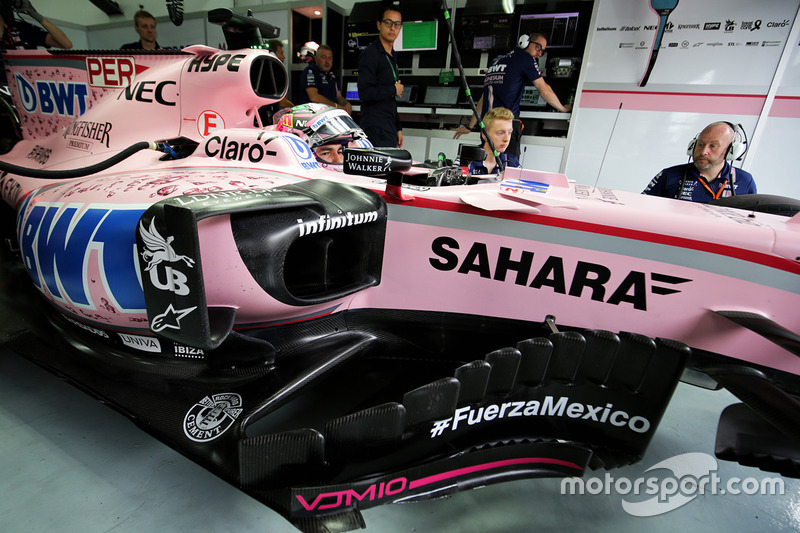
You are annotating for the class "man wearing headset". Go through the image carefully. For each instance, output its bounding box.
[453,32,571,159]
[643,121,756,202]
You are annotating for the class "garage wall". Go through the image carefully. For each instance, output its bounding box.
[564,0,800,197]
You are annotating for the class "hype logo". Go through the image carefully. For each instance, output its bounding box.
[15,73,89,117]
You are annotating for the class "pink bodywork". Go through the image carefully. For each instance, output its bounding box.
[0,48,798,378]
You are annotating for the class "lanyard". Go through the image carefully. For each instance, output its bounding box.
[696,166,736,200]
[384,54,398,82]
[698,177,728,200]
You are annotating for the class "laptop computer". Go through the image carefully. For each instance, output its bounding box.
[423,86,460,106]
[398,84,417,104]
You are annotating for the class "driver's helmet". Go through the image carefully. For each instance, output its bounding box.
[274,103,370,153]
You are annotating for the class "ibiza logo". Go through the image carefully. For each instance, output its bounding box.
[139,218,195,296]
[183,393,243,442]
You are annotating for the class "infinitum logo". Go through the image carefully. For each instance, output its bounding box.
[561,452,784,516]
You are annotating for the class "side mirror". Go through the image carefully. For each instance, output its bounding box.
[457,144,486,163]
[343,148,413,176]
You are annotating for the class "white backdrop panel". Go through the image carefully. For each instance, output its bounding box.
[586,0,796,88]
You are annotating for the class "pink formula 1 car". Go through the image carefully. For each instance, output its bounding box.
[0,9,798,533]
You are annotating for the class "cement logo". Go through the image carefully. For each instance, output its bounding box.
[183,393,243,442]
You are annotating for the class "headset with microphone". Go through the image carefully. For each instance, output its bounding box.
[686,121,748,162]
[518,32,546,50]
[677,122,749,199]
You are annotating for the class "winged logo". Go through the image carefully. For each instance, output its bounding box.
[139,218,196,271]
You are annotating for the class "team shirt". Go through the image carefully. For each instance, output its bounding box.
[481,47,543,117]
[643,162,757,202]
[467,152,521,176]
[298,61,340,105]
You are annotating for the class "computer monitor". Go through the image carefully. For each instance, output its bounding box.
[395,20,439,52]
[520,85,545,106]
[423,86,459,105]
[344,20,379,69]
[518,12,580,49]
[459,13,514,51]
[345,81,359,101]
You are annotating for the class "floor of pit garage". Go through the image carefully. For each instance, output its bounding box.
[0,346,798,532]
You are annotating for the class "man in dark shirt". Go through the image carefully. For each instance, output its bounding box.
[0,0,71,51]
[643,121,756,202]
[467,107,521,178]
[298,44,351,114]
[357,6,404,148]
[453,33,571,158]
[120,9,161,50]
[0,0,72,83]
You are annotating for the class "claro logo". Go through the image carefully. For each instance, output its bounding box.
[204,132,276,162]
[429,237,692,311]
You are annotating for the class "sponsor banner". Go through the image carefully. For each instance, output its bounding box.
[586,2,795,86]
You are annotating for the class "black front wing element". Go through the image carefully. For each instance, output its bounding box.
[1,291,689,532]
[136,180,387,352]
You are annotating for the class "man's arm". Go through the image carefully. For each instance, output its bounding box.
[42,18,72,49]
[16,1,72,49]
[336,91,352,114]
[304,88,352,114]
[305,87,338,107]
[740,171,757,195]
[533,78,571,113]
[453,94,483,139]
[642,170,667,196]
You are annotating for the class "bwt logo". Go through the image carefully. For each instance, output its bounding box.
[15,73,88,117]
